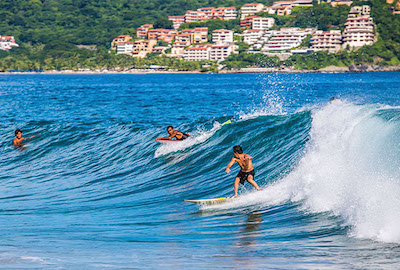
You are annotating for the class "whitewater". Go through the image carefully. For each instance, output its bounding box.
[1,73,400,269]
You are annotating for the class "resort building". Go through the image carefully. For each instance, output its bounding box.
[212,29,234,44]
[111,35,132,50]
[116,41,134,54]
[240,3,265,19]
[241,16,275,29]
[265,5,293,16]
[311,30,342,53]
[243,29,264,44]
[214,7,238,20]
[172,6,238,25]
[184,45,212,61]
[168,16,185,30]
[210,44,237,61]
[342,16,375,48]
[136,24,153,38]
[182,27,208,43]
[132,39,157,57]
[318,0,353,6]
[152,46,169,54]
[147,29,177,43]
[262,27,313,51]
[0,36,19,51]
[349,5,371,16]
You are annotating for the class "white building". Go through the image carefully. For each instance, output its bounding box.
[240,3,265,19]
[184,45,212,61]
[311,30,342,53]
[212,29,234,44]
[252,17,275,30]
[168,16,185,30]
[343,16,375,48]
[210,44,237,61]
[262,27,312,51]
[116,41,134,54]
[214,7,238,20]
[243,29,264,44]
[0,36,19,51]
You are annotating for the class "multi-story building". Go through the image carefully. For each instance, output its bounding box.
[116,41,134,54]
[265,5,293,16]
[136,24,153,38]
[262,27,312,51]
[182,27,208,43]
[243,29,264,44]
[349,5,370,16]
[185,10,198,23]
[168,16,185,30]
[240,3,265,19]
[194,27,208,43]
[0,36,19,51]
[311,30,342,53]
[214,7,238,20]
[241,16,275,29]
[212,29,234,44]
[132,39,157,57]
[197,7,215,21]
[184,45,213,61]
[343,16,375,48]
[152,46,169,54]
[111,35,133,50]
[147,29,177,43]
[210,44,237,61]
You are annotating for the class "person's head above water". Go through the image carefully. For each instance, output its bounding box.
[167,126,174,134]
[15,129,22,138]
[330,97,338,102]
[233,145,243,156]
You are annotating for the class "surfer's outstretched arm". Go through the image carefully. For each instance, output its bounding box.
[155,131,177,141]
[225,158,236,173]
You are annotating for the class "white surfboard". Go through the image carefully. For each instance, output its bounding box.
[184,197,234,205]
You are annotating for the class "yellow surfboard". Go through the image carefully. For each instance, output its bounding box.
[184,197,232,205]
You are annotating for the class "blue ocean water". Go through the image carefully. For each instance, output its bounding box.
[1,73,400,269]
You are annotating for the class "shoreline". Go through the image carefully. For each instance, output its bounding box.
[1,65,400,75]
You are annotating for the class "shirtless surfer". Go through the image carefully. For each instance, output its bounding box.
[155,126,189,141]
[12,129,37,146]
[226,145,261,196]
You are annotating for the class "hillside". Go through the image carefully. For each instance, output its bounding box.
[0,0,272,45]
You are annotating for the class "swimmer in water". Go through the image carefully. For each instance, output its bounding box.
[12,129,37,146]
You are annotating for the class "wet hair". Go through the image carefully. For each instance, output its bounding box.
[15,129,22,136]
[233,145,243,154]
[330,97,338,102]
[166,126,173,131]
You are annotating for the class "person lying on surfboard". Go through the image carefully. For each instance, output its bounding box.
[155,126,189,141]
[226,145,261,196]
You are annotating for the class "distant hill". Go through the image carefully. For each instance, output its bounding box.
[0,0,272,46]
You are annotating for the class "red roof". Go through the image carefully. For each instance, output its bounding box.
[243,3,262,7]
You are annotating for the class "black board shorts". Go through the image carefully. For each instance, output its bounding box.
[236,170,255,185]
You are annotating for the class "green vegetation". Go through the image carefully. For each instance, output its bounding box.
[0,42,215,72]
[0,0,272,45]
[1,0,400,71]
[222,53,280,69]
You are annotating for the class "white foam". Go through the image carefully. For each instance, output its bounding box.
[154,121,226,158]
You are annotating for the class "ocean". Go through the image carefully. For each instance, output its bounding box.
[1,73,400,269]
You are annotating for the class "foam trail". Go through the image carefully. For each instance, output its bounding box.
[154,121,227,157]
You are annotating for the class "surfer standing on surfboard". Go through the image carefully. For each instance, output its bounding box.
[226,145,261,196]
[155,126,189,141]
